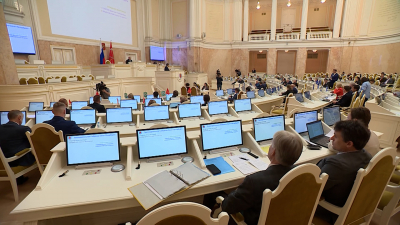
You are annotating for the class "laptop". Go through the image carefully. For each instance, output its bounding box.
[306,120,330,148]
[294,93,304,103]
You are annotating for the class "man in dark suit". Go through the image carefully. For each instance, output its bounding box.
[45,102,85,137]
[88,95,106,113]
[228,88,240,103]
[164,63,170,71]
[125,57,132,64]
[0,110,36,184]
[329,69,339,89]
[58,98,70,114]
[332,86,353,107]
[314,120,372,224]
[255,80,261,89]
[379,72,387,86]
[204,131,303,225]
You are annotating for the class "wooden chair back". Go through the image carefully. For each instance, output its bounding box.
[181,87,187,96]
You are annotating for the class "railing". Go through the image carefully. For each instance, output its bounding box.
[307,31,332,40]
[248,33,270,42]
[276,33,300,41]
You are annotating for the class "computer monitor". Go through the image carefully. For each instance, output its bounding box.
[136,126,187,159]
[165,94,173,101]
[28,102,44,112]
[304,91,311,100]
[108,96,121,104]
[120,99,138,110]
[178,103,201,118]
[253,115,285,142]
[294,110,318,133]
[227,89,234,95]
[70,109,96,125]
[267,89,272,95]
[50,102,56,108]
[208,101,228,115]
[201,120,243,151]
[106,107,132,123]
[258,89,265,97]
[89,97,102,104]
[190,96,205,105]
[66,132,120,166]
[146,94,154,99]
[246,91,255,99]
[0,111,26,125]
[35,110,54,124]
[133,95,141,103]
[71,101,88,110]
[234,99,251,112]
[144,105,170,121]
[323,106,341,126]
[294,93,304,102]
[145,98,162,106]
[307,120,324,139]
[170,102,180,108]
[216,90,224,97]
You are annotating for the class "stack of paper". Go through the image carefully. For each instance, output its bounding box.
[249,159,268,170]
[232,161,257,175]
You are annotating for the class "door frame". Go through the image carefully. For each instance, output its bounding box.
[50,45,77,64]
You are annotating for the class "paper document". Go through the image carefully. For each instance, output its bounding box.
[232,161,258,175]
[170,163,210,186]
[249,159,268,170]
[261,145,270,154]
[204,156,235,175]
[228,154,251,164]
[325,129,334,138]
[144,170,188,199]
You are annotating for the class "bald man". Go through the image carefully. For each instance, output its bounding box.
[45,102,85,136]
[58,98,70,114]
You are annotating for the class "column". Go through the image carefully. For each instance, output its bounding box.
[189,0,201,39]
[270,0,277,41]
[144,0,152,39]
[267,49,277,75]
[295,48,307,76]
[0,2,19,85]
[232,0,243,41]
[333,0,344,38]
[300,0,309,40]
[136,0,146,61]
[243,0,249,41]
[159,0,171,41]
[201,0,206,39]
[358,0,373,37]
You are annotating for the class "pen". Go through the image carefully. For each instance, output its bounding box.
[59,170,69,177]
[136,161,141,170]
[239,157,248,161]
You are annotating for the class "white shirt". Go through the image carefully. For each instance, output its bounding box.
[328,130,380,157]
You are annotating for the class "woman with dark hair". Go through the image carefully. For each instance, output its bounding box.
[202,95,210,106]
[202,83,209,90]
[172,90,179,97]
[354,76,361,85]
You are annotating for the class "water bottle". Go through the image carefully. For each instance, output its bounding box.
[97,122,100,128]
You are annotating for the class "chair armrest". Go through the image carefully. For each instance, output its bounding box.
[216,196,225,204]
[15,148,30,156]
[318,200,342,215]
[386,184,400,192]
[6,148,32,163]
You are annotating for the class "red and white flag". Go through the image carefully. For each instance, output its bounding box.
[109,41,115,64]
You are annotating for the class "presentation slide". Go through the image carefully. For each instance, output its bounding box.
[307,122,324,139]
[35,111,54,124]
[108,96,121,104]
[208,101,228,115]
[120,100,138,110]
[191,96,204,105]
[234,99,251,112]
[294,111,318,133]
[6,24,36,54]
[150,46,165,61]
[145,98,162,106]
[47,0,132,45]
[1,111,26,125]
[106,108,132,123]
[137,127,187,158]
[29,102,44,112]
[144,105,169,121]
[178,103,201,118]
[67,132,120,165]
[71,101,88,110]
[202,121,242,151]
[254,115,285,142]
[70,110,96,125]
[323,107,340,126]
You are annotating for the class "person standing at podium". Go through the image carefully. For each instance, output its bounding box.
[125,57,132,64]
[164,63,170,71]
[216,74,223,90]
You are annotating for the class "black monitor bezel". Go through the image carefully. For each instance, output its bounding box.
[323,106,341,126]
[28,102,44,112]
[208,101,229,115]
[234,98,252,112]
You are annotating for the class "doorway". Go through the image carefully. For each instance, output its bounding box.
[276,50,296,75]
[249,51,268,73]
[305,50,329,73]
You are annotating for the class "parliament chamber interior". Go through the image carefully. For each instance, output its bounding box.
[1,0,400,224]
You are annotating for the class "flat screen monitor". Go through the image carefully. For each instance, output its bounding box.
[146,94,154,99]
[294,110,318,133]
[144,105,169,121]
[70,109,96,125]
[89,97,102,104]
[145,98,162,106]
[35,110,53,124]
[106,107,132,123]
[50,102,57,108]
[120,99,138,110]
[190,96,204,105]
[137,126,187,159]
[0,111,26,125]
[216,90,224,97]
[133,95,141,103]
[246,91,255,99]
[201,120,243,151]
[71,101,88,110]
[178,103,201,118]
[323,106,341,126]
[304,91,311,100]
[208,101,228,115]
[108,96,121,104]
[253,115,285,142]
[294,93,304,102]
[29,102,44,112]
[234,99,251,112]
[227,89,234,95]
[6,23,36,54]
[66,132,120,166]
[170,102,180,108]
[165,94,173,101]
[258,89,265,97]
[150,46,165,61]
[307,121,324,139]
[267,89,272,95]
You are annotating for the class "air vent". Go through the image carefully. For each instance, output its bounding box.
[257,54,266,59]
[262,13,266,15]
[307,53,318,59]
[314,8,319,11]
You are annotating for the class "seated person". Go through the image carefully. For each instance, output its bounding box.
[331,83,343,99]
[45,102,85,136]
[193,82,200,89]
[58,98,70,114]
[251,68,256,73]
[315,78,321,85]
[255,80,261,89]
[88,95,106,113]
[0,110,36,185]
[153,91,159,99]
[386,75,395,87]
[280,84,294,97]
[202,95,210,106]
[315,120,372,224]
[245,86,251,92]
[202,83,210,90]
[332,86,352,107]
[172,90,179,98]
[350,83,360,98]
[204,131,303,225]
[228,88,240,103]
[261,81,267,90]
[322,78,329,88]
[180,96,188,104]
[127,93,134,100]
[185,83,191,94]
[292,84,298,94]
[147,100,159,106]
[292,79,299,87]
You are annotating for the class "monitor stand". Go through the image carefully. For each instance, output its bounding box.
[209,146,238,155]
[147,155,181,163]
[75,162,113,170]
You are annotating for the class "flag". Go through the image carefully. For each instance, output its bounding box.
[109,41,115,64]
[166,88,170,94]
[100,39,105,64]
[69,99,72,104]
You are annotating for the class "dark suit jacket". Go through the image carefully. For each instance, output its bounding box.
[0,122,35,167]
[88,102,106,113]
[125,59,132,64]
[222,165,294,225]
[255,83,261,89]
[261,83,267,90]
[336,91,353,107]
[45,116,85,137]
[164,66,170,71]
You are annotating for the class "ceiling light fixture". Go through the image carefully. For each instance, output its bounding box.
[259,50,263,53]
[256,1,260,9]
[287,0,291,7]
[285,50,289,53]
[321,0,326,3]
[313,49,317,52]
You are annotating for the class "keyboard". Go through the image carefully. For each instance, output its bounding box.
[311,136,330,148]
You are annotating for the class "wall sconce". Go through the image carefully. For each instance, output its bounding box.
[287,0,291,7]
[285,50,289,53]
[321,0,326,3]
[312,50,317,52]
[256,1,260,9]
[259,50,263,53]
